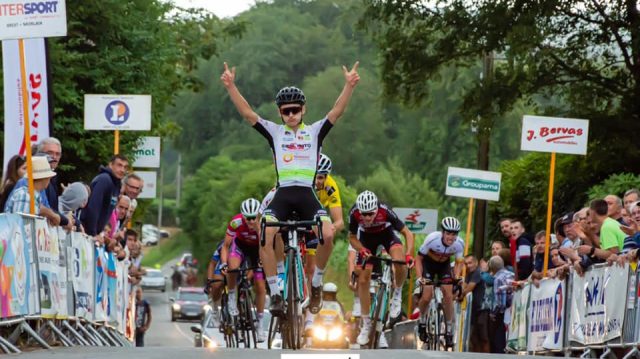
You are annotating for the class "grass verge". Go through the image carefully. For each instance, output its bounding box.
[141,233,190,269]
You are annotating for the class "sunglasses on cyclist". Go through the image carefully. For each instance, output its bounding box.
[244,216,257,221]
[280,106,302,116]
[444,230,459,235]
[361,211,377,217]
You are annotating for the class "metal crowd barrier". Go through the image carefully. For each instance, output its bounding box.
[0,214,136,353]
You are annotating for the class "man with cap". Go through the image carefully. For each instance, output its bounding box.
[558,212,580,248]
[4,156,60,225]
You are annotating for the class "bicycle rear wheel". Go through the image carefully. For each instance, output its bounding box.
[437,304,447,351]
[244,290,258,348]
[221,293,237,348]
[426,304,438,351]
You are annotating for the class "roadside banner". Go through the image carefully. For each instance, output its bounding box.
[0,214,33,318]
[527,279,565,352]
[393,208,438,234]
[94,246,108,321]
[115,258,129,332]
[445,167,502,201]
[84,94,151,131]
[106,251,117,323]
[521,115,589,155]
[2,38,51,171]
[20,215,40,315]
[34,218,61,318]
[569,264,628,344]
[508,283,530,352]
[133,136,161,168]
[0,0,67,40]
[70,232,94,320]
[54,227,69,319]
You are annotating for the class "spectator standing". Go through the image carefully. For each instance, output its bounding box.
[58,182,90,232]
[605,194,626,225]
[509,220,533,280]
[135,287,152,347]
[0,155,26,211]
[460,255,489,353]
[81,155,128,236]
[489,255,514,354]
[5,156,58,224]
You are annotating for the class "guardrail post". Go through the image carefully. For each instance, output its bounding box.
[87,324,110,346]
[62,320,90,346]
[21,320,51,349]
[75,322,102,346]
[46,320,74,347]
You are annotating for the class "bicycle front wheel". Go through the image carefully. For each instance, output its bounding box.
[368,285,385,349]
[243,290,258,348]
[286,249,302,350]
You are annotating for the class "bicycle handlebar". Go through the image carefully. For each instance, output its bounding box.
[260,217,325,246]
[361,255,407,269]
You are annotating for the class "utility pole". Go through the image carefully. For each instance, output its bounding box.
[157,162,164,229]
[176,153,182,226]
[473,52,494,259]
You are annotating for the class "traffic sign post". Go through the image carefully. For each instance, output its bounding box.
[521,115,589,276]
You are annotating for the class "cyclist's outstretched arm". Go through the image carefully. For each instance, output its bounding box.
[399,226,415,256]
[348,233,364,252]
[220,234,233,265]
[329,206,344,233]
[327,61,360,124]
[220,62,259,125]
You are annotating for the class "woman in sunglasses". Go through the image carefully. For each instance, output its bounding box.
[348,190,415,346]
[220,61,360,315]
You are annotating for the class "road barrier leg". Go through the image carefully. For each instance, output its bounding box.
[581,348,593,358]
[87,324,110,346]
[21,321,51,349]
[599,347,612,359]
[76,322,101,346]
[0,335,20,354]
[622,346,639,359]
[99,326,120,346]
[62,321,90,346]
[46,320,74,347]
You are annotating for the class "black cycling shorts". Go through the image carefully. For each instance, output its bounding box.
[355,229,403,268]
[421,255,453,283]
[263,186,329,222]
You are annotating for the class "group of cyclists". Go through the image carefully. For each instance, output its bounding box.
[205,61,466,348]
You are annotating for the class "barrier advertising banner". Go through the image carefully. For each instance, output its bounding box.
[94,246,108,321]
[2,38,51,172]
[508,283,530,352]
[106,251,117,323]
[0,214,33,318]
[70,232,94,320]
[569,264,628,345]
[54,227,69,319]
[115,259,129,332]
[20,215,40,315]
[34,218,62,318]
[527,279,565,352]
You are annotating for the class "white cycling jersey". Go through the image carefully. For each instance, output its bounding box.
[253,117,333,187]
[259,188,276,216]
[418,231,464,262]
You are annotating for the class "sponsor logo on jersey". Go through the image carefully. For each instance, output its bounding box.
[447,175,500,192]
[282,143,312,151]
[283,153,294,163]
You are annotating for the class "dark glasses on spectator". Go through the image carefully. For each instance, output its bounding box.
[280,107,302,116]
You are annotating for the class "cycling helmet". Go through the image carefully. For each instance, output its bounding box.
[441,217,461,232]
[240,198,260,217]
[323,282,337,293]
[275,86,306,106]
[356,190,378,212]
[317,153,332,174]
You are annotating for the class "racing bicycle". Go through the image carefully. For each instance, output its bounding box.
[263,215,324,350]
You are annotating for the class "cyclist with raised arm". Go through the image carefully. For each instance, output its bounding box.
[219,198,267,342]
[349,190,415,346]
[415,217,465,348]
[220,61,360,315]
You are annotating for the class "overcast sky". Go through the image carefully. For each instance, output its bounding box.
[171,0,256,18]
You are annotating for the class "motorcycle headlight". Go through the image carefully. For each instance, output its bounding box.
[313,326,328,340]
[328,326,343,341]
[172,303,181,311]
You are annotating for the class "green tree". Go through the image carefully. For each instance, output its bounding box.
[2,1,236,183]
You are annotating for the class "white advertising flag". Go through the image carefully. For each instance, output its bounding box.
[2,38,50,171]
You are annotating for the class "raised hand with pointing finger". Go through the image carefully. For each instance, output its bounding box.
[343,61,360,88]
[220,62,236,89]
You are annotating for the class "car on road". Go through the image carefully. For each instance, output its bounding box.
[142,224,161,246]
[140,269,167,292]
[170,287,210,322]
